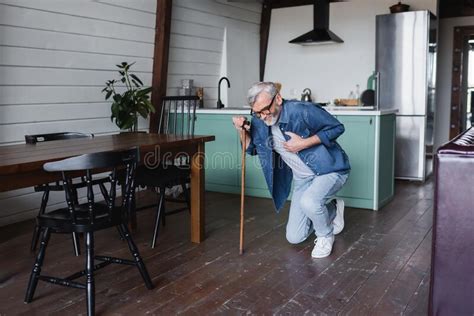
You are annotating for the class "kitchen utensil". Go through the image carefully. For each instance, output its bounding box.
[196,87,204,108]
[301,88,312,102]
[390,1,409,13]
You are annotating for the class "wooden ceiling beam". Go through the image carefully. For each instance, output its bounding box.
[150,0,172,133]
[260,3,272,81]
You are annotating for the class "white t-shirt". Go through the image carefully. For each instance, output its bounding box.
[271,125,314,179]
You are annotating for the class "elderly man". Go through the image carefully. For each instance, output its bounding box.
[232,82,350,258]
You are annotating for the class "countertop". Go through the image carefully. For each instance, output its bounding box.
[195,107,398,116]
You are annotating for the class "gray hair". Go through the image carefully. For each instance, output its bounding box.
[247,82,277,107]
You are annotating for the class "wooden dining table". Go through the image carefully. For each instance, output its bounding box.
[0,133,215,243]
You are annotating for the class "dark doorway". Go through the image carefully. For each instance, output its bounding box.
[450,26,474,139]
[465,35,474,129]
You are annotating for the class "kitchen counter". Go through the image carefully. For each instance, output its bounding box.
[196,107,397,116]
[194,110,396,210]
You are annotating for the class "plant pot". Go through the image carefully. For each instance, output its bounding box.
[390,1,410,13]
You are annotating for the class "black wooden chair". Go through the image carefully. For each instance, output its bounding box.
[25,132,110,256]
[135,96,199,248]
[24,147,153,316]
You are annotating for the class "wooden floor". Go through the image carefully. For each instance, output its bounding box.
[0,180,433,315]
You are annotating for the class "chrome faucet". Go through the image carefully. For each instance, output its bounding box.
[217,76,230,109]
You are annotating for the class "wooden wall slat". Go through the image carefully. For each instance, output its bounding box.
[0,1,156,225]
[150,0,173,133]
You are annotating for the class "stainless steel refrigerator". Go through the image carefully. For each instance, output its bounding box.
[376,10,437,181]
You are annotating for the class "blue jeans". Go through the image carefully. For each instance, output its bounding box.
[286,172,349,243]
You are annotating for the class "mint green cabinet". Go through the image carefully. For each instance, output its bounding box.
[194,114,240,194]
[336,116,375,208]
[244,152,271,198]
[194,113,270,197]
[194,113,395,211]
[336,114,395,210]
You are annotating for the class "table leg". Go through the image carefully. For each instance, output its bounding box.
[190,142,205,243]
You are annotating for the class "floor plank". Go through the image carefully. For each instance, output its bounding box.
[0,180,434,315]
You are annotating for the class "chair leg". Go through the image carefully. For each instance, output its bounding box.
[98,182,109,202]
[181,181,191,213]
[72,232,81,256]
[160,186,166,227]
[31,190,50,251]
[85,232,95,316]
[25,227,51,303]
[72,187,80,205]
[30,226,42,252]
[117,226,125,240]
[128,187,137,231]
[151,190,165,249]
[119,224,154,290]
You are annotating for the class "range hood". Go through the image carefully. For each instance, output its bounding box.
[289,0,343,45]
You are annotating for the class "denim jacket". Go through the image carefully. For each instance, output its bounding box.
[246,99,350,212]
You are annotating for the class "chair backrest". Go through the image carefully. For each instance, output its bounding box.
[159,96,199,136]
[25,132,94,144]
[43,148,139,225]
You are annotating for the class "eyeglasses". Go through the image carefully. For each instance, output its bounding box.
[250,94,276,118]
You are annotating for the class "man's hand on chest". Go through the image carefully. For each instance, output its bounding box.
[283,132,321,153]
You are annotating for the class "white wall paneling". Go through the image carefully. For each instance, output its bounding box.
[173,0,260,24]
[0,46,153,71]
[172,4,259,32]
[169,61,220,76]
[0,25,154,57]
[98,0,157,13]
[0,86,118,105]
[0,0,156,225]
[214,0,261,13]
[168,74,219,88]
[226,27,259,108]
[0,3,155,41]
[169,47,221,64]
[167,0,261,108]
[0,103,112,125]
[0,67,153,86]
[171,19,225,40]
[0,1,156,27]
[1,116,148,146]
[170,34,223,52]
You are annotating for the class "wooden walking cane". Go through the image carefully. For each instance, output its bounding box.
[239,121,249,255]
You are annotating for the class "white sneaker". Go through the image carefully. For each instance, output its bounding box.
[332,198,345,235]
[311,235,335,258]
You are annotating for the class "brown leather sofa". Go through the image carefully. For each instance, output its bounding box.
[430,127,474,315]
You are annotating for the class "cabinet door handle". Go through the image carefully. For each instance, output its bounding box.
[369,118,372,125]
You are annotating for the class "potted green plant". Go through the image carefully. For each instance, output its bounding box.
[102,62,155,132]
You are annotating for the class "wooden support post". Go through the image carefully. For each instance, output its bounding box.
[150,0,173,133]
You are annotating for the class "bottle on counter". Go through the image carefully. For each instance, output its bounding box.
[196,87,204,108]
[355,84,361,105]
